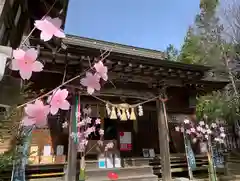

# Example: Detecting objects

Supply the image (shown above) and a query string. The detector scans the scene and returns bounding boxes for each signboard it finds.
[119,132,132,151]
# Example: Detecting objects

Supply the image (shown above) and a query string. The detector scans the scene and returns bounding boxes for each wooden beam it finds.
[65,100,78,181]
[156,97,172,181]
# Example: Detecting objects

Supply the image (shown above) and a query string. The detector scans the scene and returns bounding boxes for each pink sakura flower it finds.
[23,100,50,127]
[186,129,191,135]
[190,128,195,133]
[94,61,108,81]
[34,16,65,41]
[47,89,70,115]
[80,72,101,95]
[11,48,43,80]
[95,118,101,124]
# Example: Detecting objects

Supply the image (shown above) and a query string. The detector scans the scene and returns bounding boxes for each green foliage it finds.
[165,44,179,61]
[179,0,223,67]
[196,90,240,123]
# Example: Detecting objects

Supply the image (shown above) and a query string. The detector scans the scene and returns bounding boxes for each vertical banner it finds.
[212,146,224,168]
[186,138,196,170]
[11,126,33,181]
[183,132,196,180]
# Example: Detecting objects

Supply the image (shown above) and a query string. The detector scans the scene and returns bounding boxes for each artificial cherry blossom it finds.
[211,123,217,128]
[80,72,101,94]
[35,16,65,41]
[220,127,224,132]
[11,48,43,80]
[199,121,205,126]
[184,119,190,124]
[23,100,50,127]
[94,61,108,81]
[99,129,104,135]
[95,118,101,124]
[62,121,68,128]
[175,126,180,132]
[220,133,226,138]
[48,89,70,115]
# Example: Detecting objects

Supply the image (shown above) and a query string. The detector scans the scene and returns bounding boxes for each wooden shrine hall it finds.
[26,35,228,163]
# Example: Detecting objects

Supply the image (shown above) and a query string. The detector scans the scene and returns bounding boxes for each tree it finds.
[165,44,179,61]
[179,0,223,67]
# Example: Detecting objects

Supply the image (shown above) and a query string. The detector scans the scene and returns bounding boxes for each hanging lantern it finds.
[121,108,128,121]
[110,106,117,119]
[138,105,143,116]
[130,108,136,120]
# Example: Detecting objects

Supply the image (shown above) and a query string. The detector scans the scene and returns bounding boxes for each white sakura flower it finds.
[206,129,212,134]
[83,117,92,124]
[205,124,209,129]
[184,119,190,124]
[175,126,180,132]
[211,123,217,128]
[186,129,191,134]
[205,135,209,139]
[196,126,201,131]
[220,133,226,138]
[201,128,206,134]
[99,129,104,135]
[62,121,68,128]
[180,127,184,132]
[97,140,103,146]
[199,121,205,126]
[220,127,224,132]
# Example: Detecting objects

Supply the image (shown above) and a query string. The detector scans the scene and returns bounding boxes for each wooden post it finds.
[156,97,172,181]
[65,101,78,181]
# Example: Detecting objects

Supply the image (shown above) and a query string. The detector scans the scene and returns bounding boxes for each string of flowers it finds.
[175,119,226,144]
[174,119,226,181]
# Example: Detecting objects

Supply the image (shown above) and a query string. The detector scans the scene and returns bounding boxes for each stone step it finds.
[85,166,154,178]
[86,174,157,181]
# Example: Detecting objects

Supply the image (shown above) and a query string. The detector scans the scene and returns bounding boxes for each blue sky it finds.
[65,0,200,51]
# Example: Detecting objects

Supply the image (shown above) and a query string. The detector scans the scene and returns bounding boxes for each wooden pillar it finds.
[65,100,78,181]
[156,97,172,181]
